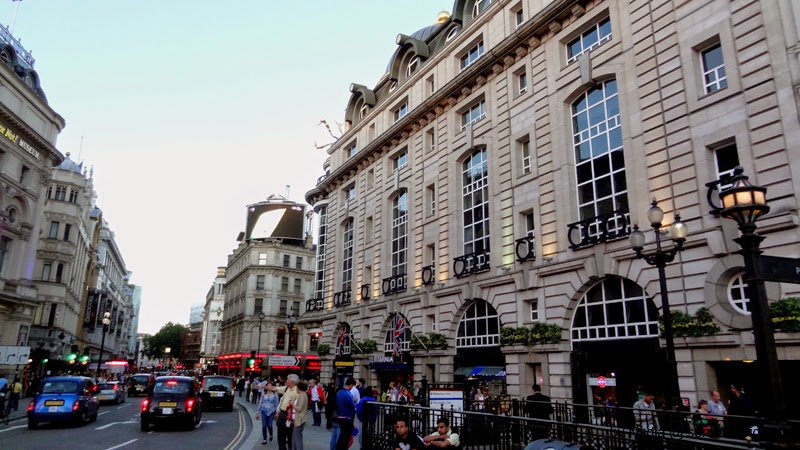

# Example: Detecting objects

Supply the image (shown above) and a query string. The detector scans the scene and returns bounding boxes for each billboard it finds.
[244,199,305,241]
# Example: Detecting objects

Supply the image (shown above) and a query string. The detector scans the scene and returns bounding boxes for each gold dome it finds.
[436,11,450,24]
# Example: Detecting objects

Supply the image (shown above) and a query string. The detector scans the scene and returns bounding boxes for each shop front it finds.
[333,354,354,387]
[369,354,413,393]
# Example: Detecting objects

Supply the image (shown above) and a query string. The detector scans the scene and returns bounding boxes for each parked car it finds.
[127,373,155,397]
[140,376,202,431]
[27,376,100,429]
[199,376,234,411]
[97,382,126,404]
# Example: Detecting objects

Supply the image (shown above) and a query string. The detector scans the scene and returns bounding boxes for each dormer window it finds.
[406,56,419,78]
[472,0,493,18]
[359,104,368,120]
[460,41,484,71]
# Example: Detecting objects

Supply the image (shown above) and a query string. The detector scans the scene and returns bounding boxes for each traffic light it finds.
[248,350,256,368]
[80,355,89,365]
[68,353,77,364]
[41,358,48,364]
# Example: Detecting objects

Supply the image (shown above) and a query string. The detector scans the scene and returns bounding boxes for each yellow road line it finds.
[222,405,246,450]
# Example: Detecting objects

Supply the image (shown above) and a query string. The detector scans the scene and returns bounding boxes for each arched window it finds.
[336,323,351,355]
[572,80,628,237]
[457,300,500,348]
[384,313,411,354]
[471,0,493,19]
[314,206,328,300]
[446,27,459,42]
[728,273,750,315]
[392,191,408,279]
[276,326,286,350]
[341,220,354,292]
[571,277,658,342]
[463,149,490,255]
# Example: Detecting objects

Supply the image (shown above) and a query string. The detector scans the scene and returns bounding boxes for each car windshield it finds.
[97,383,117,390]
[153,380,191,394]
[132,376,149,385]
[40,380,80,394]
[203,378,232,391]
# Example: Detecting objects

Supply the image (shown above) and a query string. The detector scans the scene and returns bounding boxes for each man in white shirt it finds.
[349,380,361,404]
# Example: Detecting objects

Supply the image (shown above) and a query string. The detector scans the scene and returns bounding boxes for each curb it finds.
[235,397,261,450]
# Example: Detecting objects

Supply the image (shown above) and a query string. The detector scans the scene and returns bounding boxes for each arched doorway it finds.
[333,322,354,387]
[570,276,667,415]
[455,299,506,400]
[372,313,414,393]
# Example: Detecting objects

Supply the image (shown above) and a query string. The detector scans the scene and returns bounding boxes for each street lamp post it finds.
[287,312,296,357]
[706,166,789,443]
[629,199,688,411]
[96,312,112,375]
[256,311,265,375]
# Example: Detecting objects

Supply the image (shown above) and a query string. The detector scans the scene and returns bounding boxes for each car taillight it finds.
[185,399,194,413]
[27,401,34,412]
[73,400,80,411]
[113,385,118,390]
[141,399,149,412]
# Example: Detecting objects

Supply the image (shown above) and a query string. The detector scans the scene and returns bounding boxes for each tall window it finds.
[276,326,286,350]
[256,275,265,290]
[406,56,419,78]
[63,224,71,241]
[347,143,357,159]
[426,128,436,153]
[456,300,500,348]
[55,263,64,283]
[515,8,524,28]
[68,188,79,203]
[567,17,612,63]
[525,211,535,238]
[394,103,409,122]
[283,254,290,267]
[55,185,67,201]
[714,143,739,180]
[258,253,268,265]
[460,41,485,70]
[393,151,408,170]
[279,300,288,316]
[426,185,436,217]
[341,220,354,291]
[254,298,263,314]
[344,186,356,202]
[521,139,532,174]
[281,277,289,292]
[294,278,302,293]
[471,0,493,19]
[20,166,29,185]
[314,207,328,299]
[392,191,409,279]
[49,222,60,239]
[463,149,490,255]
[0,237,9,275]
[42,262,52,281]
[702,44,727,94]
[295,257,303,270]
[572,80,628,232]
[728,273,751,315]
[517,72,528,95]
[461,100,486,129]
[384,318,411,354]
[571,277,658,342]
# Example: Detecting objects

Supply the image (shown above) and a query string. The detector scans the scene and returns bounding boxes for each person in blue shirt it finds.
[257,380,280,444]
[356,385,376,447]
[334,378,356,450]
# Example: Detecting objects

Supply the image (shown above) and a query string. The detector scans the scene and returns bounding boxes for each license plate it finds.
[48,406,59,413]
[162,408,173,415]
[136,388,143,391]
[44,400,64,406]
[159,402,177,407]
[211,392,223,397]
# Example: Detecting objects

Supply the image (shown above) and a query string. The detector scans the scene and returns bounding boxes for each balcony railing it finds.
[453,251,490,278]
[360,284,371,301]
[567,208,630,250]
[515,235,536,262]
[381,274,407,296]
[316,173,329,185]
[421,265,435,285]
[333,289,352,308]
[305,297,324,312]
[0,24,35,68]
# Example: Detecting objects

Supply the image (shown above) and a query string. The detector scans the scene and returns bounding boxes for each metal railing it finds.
[381,273,407,295]
[453,250,491,278]
[363,401,777,450]
[515,235,536,262]
[567,208,630,249]
[0,24,35,68]
[333,289,351,308]
[305,297,323,312]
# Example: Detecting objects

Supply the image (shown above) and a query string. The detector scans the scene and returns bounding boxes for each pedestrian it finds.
[309,379,325,426]
[423,417,460,449]
[526,384,552,440]
[707,390,727,434]
[0,373,7,395]
[236,377,245,397]
[256,380,279,444]
[633,393,659,430]
[324,378,336,430]
[334,378,356,450]
[356,378,366,398]
[392,416,426,450]
[6,377,23,412]
[727,384,757,440]
[348,378,361,406]
[291,381,309,450]
[245,378,251,402]
[692,400,720,437]
[264,373,300,450]
[356,385,376,447]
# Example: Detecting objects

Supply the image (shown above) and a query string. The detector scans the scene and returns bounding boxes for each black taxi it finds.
[140,376,202,431]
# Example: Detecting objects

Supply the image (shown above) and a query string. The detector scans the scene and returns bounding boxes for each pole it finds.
[654,229,679,411]
[96,325,107,375]
[256,317,263,376]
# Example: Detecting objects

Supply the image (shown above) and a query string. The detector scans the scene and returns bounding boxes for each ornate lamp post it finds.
[286,312,296,357]
[706,166,789,442]
[629,199,688,410]
[96,311,112,375]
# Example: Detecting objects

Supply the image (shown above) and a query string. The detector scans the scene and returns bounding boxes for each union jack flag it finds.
[393,314,408,356]
[336,325,346,355]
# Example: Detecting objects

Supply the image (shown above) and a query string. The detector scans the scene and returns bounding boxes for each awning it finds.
[454,366,475,376]
[473,366,506,377]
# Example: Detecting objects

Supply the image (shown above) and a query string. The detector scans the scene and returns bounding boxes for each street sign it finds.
[268,355,300,367]
[0,346,31,364]
[597,376,607,388]
[758,256,800,284]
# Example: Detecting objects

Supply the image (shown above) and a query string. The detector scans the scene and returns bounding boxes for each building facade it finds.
[200,267,226,369]
[127,284,142,362]
[219,196,318,377]
[0,25,65,373]
[303,0,800,411]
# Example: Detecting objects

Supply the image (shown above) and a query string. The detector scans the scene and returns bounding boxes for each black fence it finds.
[363,401,797,450]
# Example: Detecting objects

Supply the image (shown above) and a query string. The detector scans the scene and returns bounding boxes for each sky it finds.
[9,0,452,334]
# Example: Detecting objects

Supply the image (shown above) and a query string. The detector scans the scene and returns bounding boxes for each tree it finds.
[142,322,187,359]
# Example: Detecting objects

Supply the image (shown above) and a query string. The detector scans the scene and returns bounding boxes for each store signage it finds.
[0,121,41,161]
[334,361,355,367]
[0,345,31,364]
[269,355,300,367]
[370,356,394,364]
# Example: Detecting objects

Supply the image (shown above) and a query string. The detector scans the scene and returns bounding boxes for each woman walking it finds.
[257,381,280,445]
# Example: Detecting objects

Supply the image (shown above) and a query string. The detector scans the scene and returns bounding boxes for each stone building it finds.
[219,195,318,378]
[302,0,800,411]
[0,24,65,372]
[200,267,226,369]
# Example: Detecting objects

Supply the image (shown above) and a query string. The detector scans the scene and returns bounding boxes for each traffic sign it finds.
[758,256,800,284]
[597,376,607,388]
[268,355,301,367]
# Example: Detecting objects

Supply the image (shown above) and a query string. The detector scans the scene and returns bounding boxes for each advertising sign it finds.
[245,201,305,241]
[85,289,100,328]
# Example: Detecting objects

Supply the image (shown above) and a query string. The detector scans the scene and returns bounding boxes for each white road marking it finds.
[116,404,131,409]
[0,425,26,433]
[104,439,137,450]
[148,431,153,434]
[98,411,111,416]
[199,419,218,424]
[95,420,137,430]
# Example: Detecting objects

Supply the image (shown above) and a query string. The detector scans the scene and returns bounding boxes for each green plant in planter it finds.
[351,339,378,354]
[692,307,721,336]
[410,334,430,350]
[315,343,330,356]
[427,333,447,348]
[500,327,516,345]
[659,308,720,337]
[529,322,562,344]
[771,297,800,332]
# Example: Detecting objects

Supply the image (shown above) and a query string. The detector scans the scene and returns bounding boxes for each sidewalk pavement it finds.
[237,397,362,450]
